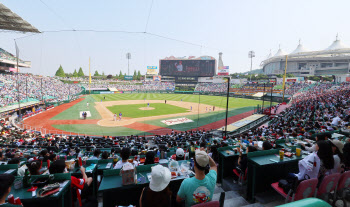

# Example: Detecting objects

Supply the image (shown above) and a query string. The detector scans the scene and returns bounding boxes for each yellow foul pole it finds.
[282,55,288,102]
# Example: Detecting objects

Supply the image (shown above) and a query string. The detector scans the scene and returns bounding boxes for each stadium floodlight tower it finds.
[126,52,131,76]
[248,51,255,81]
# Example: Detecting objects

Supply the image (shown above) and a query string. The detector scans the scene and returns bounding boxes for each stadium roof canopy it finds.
[0,3,40,33]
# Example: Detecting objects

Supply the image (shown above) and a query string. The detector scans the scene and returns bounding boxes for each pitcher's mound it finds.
[139,107,155,110]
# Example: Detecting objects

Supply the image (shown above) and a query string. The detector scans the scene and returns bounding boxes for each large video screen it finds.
[160,60,215,77]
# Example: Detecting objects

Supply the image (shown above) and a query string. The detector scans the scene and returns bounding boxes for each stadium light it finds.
[126,53,131,76]
[248,51,255,82]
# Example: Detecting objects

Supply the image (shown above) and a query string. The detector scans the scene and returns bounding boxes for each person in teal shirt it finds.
[177,150,217,207]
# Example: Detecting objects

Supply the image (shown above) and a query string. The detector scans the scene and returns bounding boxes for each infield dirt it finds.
[95,100,224,127]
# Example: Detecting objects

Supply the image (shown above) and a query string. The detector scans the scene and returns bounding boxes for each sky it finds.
[1,0,349,76]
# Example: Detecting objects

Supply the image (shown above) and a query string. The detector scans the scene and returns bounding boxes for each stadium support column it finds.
[269,82,273,114]
[225,77,230,138]
[41,78,43,102]
[68,84,70,102]
[282,55,288,103]
[15,40,21,121]
[262,83,266,113]
[26,77,27,102]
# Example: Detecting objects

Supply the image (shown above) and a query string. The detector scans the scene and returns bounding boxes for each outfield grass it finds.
[92,93,272,109]
[107,103,188,118]
[51,96,102,120]
[141,106,255,131]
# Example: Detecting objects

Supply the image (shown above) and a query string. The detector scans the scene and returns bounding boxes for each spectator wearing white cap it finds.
[139,165,172,207]
[176,149,217,207]
[176,148,184,161]
[329,139,344,173]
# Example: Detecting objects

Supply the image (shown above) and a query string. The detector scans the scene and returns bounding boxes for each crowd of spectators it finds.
[0,73,82,107]
[81,81,175,91]
[195,83,227,92]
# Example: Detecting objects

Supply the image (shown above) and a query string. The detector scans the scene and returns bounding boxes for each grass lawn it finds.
[141,106,255,131]
[51,96,102,120]
[106,103,188,118]
[92,93,273,109]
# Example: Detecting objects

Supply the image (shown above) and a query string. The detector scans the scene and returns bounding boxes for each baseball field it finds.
[23,93,272,136]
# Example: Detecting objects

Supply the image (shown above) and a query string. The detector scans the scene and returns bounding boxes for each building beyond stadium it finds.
[261,36,350,82]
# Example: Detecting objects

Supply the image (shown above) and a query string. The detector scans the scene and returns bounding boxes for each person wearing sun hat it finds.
[139,165,172,207]
[176,149,217,207]
[329,139,344,173]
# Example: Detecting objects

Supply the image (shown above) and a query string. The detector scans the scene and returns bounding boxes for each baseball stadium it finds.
[1,1,350,207]
[21,92,267,137]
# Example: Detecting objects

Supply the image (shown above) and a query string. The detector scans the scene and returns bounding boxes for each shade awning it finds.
[0,3,40,33]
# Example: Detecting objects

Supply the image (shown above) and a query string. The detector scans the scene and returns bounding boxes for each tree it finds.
[73,69,78,77]
[77,67,85,77]
[55,65,66,77]
[102,71,105,76]
[308,76,320,82]
[118,70,123,79]
[286,73,296,78]
[94,70,100,76]
[137,70,142,80]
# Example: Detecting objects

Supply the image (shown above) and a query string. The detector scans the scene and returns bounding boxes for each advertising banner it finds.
[346,77,350,82]
[124,75,133,80]
[147,66,158,75]
[153,76,161,81]
[161,117,194,126]
[175,77,198,82]
[218,66,229,76]
[286,78,297,82]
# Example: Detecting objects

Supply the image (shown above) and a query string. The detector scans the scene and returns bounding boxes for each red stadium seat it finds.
[317,173,340,202]
[192,201,220,207]
[271,178,318,203]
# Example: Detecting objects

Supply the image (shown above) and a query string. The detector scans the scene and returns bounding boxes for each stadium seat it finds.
[317,173,340,202]
[332,171,350,206]
[192,201,220,207]
[271,178,318,203]
[233,168,247,186]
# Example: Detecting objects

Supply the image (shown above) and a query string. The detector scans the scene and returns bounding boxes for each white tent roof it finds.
[266,49,272,59]
[274,48,287,57]
[291,40,308,54]
[326,35,348,51]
